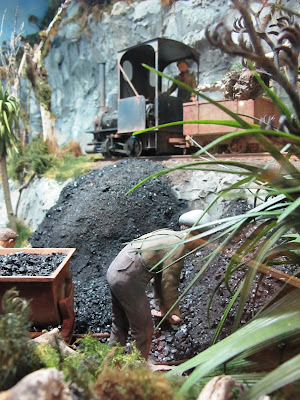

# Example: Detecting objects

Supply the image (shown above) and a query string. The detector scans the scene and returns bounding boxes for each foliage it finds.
[34,342,61,368]
[7,137,98,183]
[0,290,181,398]
[38,84,52,110]
[45,153,98,182]
[14,219,33,247]
[93,364,181,400]
[0,81,21,231]
[0,289,42,391]
[36,334,145,394]
[63,338,143,389]
[8,138,54,182]
[167,289,300,397]
[0,9,24,88]
[0,82,20,158]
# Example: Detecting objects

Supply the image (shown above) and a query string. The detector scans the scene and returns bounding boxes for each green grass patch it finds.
[7,138,103,184]
[15,220,33,247]
[44,154,100,182]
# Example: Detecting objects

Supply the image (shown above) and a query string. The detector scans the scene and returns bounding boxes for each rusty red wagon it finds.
[0,247,76,343]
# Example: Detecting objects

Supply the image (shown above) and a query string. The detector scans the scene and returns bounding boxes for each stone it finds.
[179,209,212,228]
[197,375,245,400]
[33,328,75,355]
[0,368,72,400]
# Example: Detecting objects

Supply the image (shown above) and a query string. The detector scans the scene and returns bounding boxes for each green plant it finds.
[0,81,20,231]
[14,219,33,247]
[0,289,42,391]
[167,290,300,398]
[8,137,98,183]
[93,364,181,400]
[8,138,54,182]
[38,84,52,110]
[44,153,98,182]
[36,334,145,394]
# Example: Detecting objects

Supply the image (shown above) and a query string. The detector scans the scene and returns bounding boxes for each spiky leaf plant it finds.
[0,81,20,231]
[167,289,300,398]
[128,0,300,397]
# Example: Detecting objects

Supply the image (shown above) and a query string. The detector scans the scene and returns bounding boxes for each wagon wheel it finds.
[101,138,113,158]
[125,136,143,157]
[203,141,219,154]
[228,137,247,154]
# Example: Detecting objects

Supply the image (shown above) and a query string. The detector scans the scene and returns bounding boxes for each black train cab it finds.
[86,38,199,157]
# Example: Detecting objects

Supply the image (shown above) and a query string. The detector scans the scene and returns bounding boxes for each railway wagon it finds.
[183,98,281,154]
[85,38,279,157]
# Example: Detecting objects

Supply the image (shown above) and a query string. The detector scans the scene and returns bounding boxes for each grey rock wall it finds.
[0,177,70,231]
[28,0,237,150]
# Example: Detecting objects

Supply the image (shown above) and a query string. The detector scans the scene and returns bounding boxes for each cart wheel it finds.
[101,138,113,158]
[228,138,247,154]
[203,141,219,154]
[125,136,143,157]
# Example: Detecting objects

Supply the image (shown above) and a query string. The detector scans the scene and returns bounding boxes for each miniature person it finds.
[166,60,197,103]
[106,210,211,359]
[0,228,18,248]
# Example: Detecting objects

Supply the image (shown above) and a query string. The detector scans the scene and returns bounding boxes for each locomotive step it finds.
[168,138,186,144]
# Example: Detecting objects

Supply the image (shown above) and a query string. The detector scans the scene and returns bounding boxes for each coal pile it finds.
[0,253,65,276]
[30,159,188,357]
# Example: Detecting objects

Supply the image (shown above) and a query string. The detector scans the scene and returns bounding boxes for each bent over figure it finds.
[106,219,210,359]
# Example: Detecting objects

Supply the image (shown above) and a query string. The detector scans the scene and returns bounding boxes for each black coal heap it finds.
[30,159,191,360]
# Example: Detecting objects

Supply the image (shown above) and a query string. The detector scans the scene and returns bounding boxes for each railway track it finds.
[93,152,293,165]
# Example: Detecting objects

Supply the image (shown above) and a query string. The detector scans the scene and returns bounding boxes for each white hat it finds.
[179,209,211,231]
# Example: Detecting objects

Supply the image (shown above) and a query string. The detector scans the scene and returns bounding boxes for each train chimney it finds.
[99,62,106,109]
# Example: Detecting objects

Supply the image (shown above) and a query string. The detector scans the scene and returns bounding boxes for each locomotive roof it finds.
[118,38,199,70]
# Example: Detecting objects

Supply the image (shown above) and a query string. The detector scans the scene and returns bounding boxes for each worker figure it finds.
[166,59,197,103]
[106,210,211,359]
[0,228,18,248]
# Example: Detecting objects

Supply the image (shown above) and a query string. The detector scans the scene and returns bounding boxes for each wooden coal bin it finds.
[0,248,76,343]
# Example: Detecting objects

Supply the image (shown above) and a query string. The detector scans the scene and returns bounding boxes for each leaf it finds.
[211,282,243,344]
[278,196,300,223]
[2,111,11,134]
[241,353,300,399]
[168,289,300,396]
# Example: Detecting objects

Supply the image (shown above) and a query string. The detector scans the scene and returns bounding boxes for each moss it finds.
[93,365,181,400]
[40,17,63,59]
[0,289,42,391]
[35,343,61,368]
[37,83,52,110]
[15,220,33,247]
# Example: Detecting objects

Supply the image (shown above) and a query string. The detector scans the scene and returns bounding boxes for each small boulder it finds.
[0,368,72,400]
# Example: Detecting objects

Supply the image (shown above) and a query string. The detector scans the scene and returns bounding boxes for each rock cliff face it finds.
[24,0,299,151]
[26,0,236,151]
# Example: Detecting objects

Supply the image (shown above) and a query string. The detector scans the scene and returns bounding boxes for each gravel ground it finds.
[27,158,288,363]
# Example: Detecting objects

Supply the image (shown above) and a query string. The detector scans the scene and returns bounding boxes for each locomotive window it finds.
[122,60,133,81]
[149,70,156,88]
